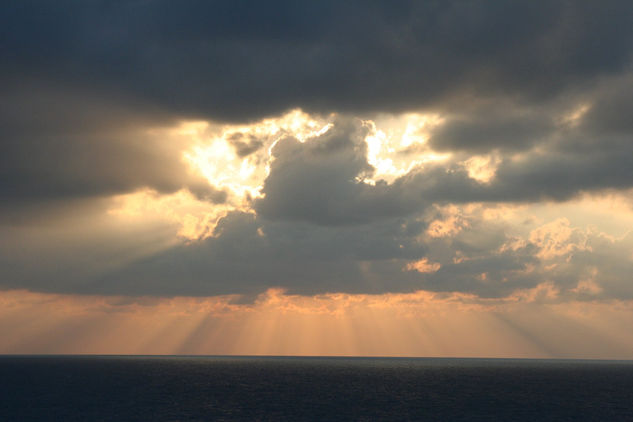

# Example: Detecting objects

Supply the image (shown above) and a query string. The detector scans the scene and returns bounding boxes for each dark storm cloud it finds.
[2,1,633,121]
[427,105,556,152]
[578,76,633,136]
[489,147,633,202]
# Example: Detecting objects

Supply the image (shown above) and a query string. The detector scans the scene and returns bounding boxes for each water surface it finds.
[1,356,632,421]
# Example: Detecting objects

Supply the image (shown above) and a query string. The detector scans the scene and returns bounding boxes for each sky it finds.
[2,0,633,358]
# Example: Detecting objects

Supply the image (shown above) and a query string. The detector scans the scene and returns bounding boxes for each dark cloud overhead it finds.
[427,105,556,152]
[2,1,633,121]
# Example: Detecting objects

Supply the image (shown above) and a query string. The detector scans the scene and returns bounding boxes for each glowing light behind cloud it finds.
[108,189,232,240]
[184,111,451,202]
[184,110,331,202]
[107,110,459,239]
[107,111,334,239]
[364,113,449,183]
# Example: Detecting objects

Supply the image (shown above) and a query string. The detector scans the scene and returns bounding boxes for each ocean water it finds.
[1,356,632,421]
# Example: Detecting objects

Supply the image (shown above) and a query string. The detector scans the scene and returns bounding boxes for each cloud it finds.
[0,88,227,221]
[579,75,633,135]
[254,112,633,226]
[83,210,428,297]
[5,197,632,303]
[254,119,396,225]
[2,1,633,304]
[2,1,633,121]
[427,104,555,152]
[226,132,265,157]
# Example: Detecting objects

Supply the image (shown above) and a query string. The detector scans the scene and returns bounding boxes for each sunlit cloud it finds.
[405,258,441,274]
[363,113,449,183]
[461,154,502,183]
[184,109,332,201]
[107,189,232,240]
[559,103,591,128]
[107,110,458,238]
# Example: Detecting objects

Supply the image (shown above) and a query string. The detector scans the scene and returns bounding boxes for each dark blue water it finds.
[1,356,632,421]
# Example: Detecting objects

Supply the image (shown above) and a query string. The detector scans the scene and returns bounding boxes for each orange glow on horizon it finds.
[2,289,632,359]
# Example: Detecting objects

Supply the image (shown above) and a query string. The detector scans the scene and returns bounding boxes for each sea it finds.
[1,356,632,421]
